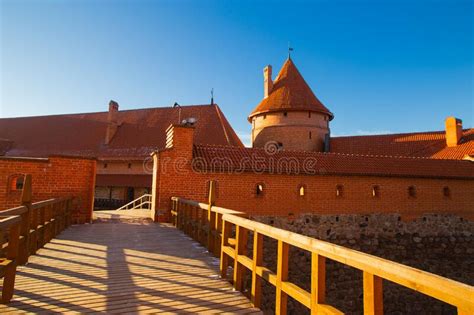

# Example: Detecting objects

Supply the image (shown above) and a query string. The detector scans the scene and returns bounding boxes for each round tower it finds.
[248,58,334,152]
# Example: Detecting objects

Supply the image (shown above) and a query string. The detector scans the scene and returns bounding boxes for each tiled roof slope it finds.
[248,58,333,120]
[0,104,243,158]
[193,144,474,179]
[331,129,474,160]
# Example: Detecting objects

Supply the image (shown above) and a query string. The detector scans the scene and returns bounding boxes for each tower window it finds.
[372,185,380,198]
[408,186,416,198]
[309,131,312,139]
[308,111,311,118]
[128,163,132,169]
[256,183,264,196]
[263,114,266,119]
[283,112,288,117]
[336,185,343,197]
[443,186,450,198]
[104,163,108,169]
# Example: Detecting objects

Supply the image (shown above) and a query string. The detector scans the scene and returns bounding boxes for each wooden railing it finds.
[170,181,474,315]
[0,174,74,303]
[116,194,152,211]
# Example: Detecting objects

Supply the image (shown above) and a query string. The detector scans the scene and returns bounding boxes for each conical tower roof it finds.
[248,58,333,121]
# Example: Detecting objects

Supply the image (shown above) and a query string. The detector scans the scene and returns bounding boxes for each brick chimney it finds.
[165,124,195,160]
[105,100,119,145]
[445,116,463,147]
[264,65,273,98]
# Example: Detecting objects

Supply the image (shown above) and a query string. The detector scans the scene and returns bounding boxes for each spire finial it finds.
[288,42,294,59]
[211,88,214,105]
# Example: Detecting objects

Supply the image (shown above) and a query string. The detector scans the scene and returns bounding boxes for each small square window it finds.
[256,183,264,196]
[283,112,288,117]
[9,174,24,191]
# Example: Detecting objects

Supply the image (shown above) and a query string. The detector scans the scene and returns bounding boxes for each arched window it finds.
[298,185,305,197]
[9,174,25,192]
[408,186,416,198]
[443,186,450,198]
[336,185,343,197]
[256,183,264,197]
[372,185,380,198]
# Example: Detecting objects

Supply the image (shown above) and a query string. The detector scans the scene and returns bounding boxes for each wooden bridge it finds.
[1,179,473,314]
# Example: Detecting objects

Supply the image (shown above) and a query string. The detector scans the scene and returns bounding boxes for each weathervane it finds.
[288,42,294,59]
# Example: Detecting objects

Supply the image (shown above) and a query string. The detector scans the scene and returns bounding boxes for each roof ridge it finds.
[194,143,464,161]
[331,128,474,139]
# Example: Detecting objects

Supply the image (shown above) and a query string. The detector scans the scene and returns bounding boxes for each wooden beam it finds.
[364,271,383,315]
[311,253,326,314]
[233,225,248,292]
[276,240,289,315]
[220,220,231,280]
[251,232,263,308]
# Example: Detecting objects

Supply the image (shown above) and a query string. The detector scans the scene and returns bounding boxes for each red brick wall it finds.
[152,127,474,221]
[0,156,96,223]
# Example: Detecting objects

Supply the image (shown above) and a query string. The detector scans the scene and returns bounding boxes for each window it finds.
[283,112,288,117]
[256,183,264,196]
[443,186,450,198]
[309,131,312,139]
[372,185,380,198]
[336,185,343,197]
[298,185,305,197]
[263,114,266,119]
[128,163,132,169]
[408,186,416,198]
[10,174,25,191]
[308,111,311,118]
[104,163,108,169]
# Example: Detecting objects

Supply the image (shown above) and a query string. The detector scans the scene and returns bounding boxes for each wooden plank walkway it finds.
[0,219,261,314]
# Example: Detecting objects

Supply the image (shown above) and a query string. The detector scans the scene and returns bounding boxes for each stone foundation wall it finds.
[249,213,474,314]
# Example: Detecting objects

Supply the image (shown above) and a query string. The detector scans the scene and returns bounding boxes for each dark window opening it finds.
[10,175,25,191]
[443,186,450,198]
[408,186,416,198]
[336,185,343,197]
[104,163,108,168]
[256,183,264,196]
[128,163,132,169]
[263,114,267,119]
[372,185,380,198]
[309,131,312,139]
[308,111,311,118]
[283,112,288,117]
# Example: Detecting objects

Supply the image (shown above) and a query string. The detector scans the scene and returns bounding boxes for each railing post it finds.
[233,225,248,292]
[276,240,289,315]
[18,174,32,265]
[251,231,263,308]
[220,219,231,279]
[2,220,21,303]
[311,253,326,314]
[214,213,223,257]
[207,181,216,253]
[363,271,383,315]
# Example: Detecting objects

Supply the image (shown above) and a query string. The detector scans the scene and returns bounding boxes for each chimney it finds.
[105,100,119,145]
[264,65,273,98]
[165,124,195,160]
[445,116,463,147]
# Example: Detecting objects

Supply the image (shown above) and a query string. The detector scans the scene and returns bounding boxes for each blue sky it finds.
[1,0,472,146]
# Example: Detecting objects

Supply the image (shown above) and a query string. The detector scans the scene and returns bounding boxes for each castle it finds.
[0,57,473,222]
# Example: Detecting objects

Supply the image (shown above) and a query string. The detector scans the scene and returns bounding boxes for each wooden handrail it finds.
[0,174,75,304]
[116,194,152,211]
[171,189,474,315]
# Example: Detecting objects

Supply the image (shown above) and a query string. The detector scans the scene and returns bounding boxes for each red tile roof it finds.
[193,144,474,179]
[248,58,333,121]
[0,104,243,159]
[331,129,474,160]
